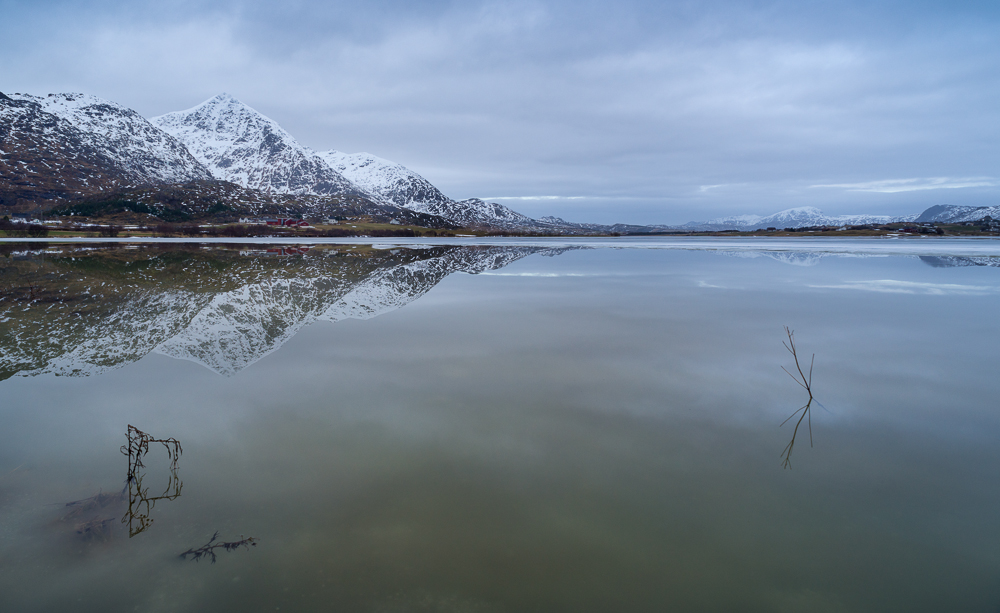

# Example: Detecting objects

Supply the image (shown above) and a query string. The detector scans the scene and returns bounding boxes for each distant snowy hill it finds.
[682,206,915,231]
[914,204,1000,223]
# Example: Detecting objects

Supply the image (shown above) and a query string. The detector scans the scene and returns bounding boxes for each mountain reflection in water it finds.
[0,243,571,379]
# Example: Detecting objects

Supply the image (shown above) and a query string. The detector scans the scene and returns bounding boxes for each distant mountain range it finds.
[679,204,1000,231]
[678,206,910,231]
[1,90,994,232]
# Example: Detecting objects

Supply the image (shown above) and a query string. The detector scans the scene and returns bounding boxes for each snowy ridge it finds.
[318,151,541,228]
[317,151,452,210]
[1,92,214,204]
[150,94,367,200]
[411,198,538,229]
[914,204,1000,223]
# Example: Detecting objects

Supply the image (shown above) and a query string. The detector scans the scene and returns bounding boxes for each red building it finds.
[264,218,310,227]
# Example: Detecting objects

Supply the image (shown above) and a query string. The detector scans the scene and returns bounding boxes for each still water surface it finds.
[1,239,1000,612]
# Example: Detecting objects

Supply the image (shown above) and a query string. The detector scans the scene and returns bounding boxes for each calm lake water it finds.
[2,238,1000,612]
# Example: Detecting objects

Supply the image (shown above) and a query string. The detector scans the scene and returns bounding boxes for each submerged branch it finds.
[179,531,258,563]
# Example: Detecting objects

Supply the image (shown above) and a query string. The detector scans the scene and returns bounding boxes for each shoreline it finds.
[3,235,1000,257]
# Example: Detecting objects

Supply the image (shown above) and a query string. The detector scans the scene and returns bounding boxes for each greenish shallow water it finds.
[1,240,1000,612]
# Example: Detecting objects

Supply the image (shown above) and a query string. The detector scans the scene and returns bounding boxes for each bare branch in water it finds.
[780,327,816,469]
[120,425,183,537]
[179,532,258,563]
[121,424,182,477]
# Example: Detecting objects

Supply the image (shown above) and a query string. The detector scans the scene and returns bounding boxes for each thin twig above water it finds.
[780,326,815,469]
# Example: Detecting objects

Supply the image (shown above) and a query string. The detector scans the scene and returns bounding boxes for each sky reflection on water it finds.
[1,241,999,612]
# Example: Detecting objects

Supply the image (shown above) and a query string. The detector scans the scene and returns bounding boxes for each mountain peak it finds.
[151,96,365,198]
[197,92,250,111]
[776,206,824,215]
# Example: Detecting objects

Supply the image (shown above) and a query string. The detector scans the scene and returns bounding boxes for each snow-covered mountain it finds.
[316,150,542,229]
[913,204,1000,223]
[149,94,548,229]
[682,206,915,231]
[1,89,586,230]
[317,150,452,210]
[0,92,212,206]
[150,94,369,201]
[12,93,213,184]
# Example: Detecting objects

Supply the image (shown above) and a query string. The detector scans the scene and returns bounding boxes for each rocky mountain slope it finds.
[316,149,546,229]
[51,180,455,226]
[0,92,212,209]
[1,90,452,224]
[317,150,452,210]
[13,93,213,184]
[408,198,539,229]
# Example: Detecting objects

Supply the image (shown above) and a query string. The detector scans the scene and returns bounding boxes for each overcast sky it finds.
[2,0,998,223]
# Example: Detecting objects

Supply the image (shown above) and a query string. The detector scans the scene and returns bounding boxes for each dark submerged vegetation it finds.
[179,531,258,563]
